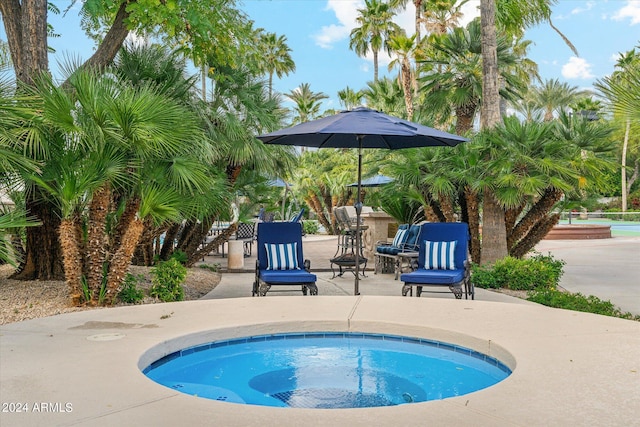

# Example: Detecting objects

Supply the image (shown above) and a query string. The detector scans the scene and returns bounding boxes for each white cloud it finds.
[612,1,640,25]
[561,57,594,79]
[571,1,595,15]
[312,0,361,49]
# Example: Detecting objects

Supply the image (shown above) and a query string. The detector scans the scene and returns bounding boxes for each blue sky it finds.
[36,1,640,111]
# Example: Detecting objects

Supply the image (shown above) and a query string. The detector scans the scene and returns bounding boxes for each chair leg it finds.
[402,284,412,296]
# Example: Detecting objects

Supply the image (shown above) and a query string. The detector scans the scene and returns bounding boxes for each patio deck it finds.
[1,234,639,426]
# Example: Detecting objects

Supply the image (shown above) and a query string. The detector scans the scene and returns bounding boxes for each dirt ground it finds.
[0,264,221,325]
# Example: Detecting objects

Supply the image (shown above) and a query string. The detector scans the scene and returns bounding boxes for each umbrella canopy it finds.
[266,178,291,188]
[347,174,394,187]
[257,107,468,295]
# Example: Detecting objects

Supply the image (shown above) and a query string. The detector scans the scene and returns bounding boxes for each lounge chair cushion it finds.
[260,269,316,284]
[400,268,465,285]
[423,240,457,270]
[265,243,300,270]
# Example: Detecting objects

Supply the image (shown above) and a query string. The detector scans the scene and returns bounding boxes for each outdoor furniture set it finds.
[252,217,473,300]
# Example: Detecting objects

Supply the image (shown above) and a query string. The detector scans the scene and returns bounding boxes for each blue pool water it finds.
[143,332,512,408]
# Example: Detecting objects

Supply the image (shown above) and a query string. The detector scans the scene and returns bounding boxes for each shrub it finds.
[170,250,188,265]
[527,288,640,321]
[198,263,220,273]
[302,220,320,235]
[472,253,565,291]
[149,258,187,302]
[117,273,145,304]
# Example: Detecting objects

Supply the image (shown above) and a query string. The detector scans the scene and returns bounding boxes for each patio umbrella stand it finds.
[257,107,467,295]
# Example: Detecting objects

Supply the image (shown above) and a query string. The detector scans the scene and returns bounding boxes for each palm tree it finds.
[362,77,405,117]
[478,0,576,264]
[28,66,216,305]
[531,79,586,121]
[388,0,424,45]
[349,0,401,82]
[259,31,296,97]
[422,0,470,35]
[337,86,364,110]
[595,47,640,212]
[285,83,328,124]
[419,18,527,135]
[387,31,416,119]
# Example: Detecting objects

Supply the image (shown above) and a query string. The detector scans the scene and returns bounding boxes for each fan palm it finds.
[28,66,215,305]
[419,18,527,135]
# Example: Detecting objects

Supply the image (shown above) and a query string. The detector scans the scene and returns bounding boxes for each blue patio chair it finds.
[253,222,318,296]
[289,208,305,223]
[374,223,424,278]
[400,222,473,299]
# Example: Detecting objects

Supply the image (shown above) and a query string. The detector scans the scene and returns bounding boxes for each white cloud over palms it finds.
[612,1,640,25]
[562,57,594,79]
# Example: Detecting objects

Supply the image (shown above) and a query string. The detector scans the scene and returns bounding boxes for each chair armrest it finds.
[304,259,311,272]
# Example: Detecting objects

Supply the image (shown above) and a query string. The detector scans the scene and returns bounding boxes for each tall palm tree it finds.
[259,31,296,97]
[349,0,401,82]
[478,0,575,264]
[285,83,328,124]
[387,31,416,119]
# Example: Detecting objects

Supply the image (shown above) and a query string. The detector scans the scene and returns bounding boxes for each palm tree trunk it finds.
[373,50,379,82]
[621,118,630,212]
[159,222,181,260]
[11,191,64,280]
[102,197,141,304]
[402,62,413,119]
[510,213,560,259]
[508,187,563,255]
[480,0,508,265]
[104,216,144,305]
[58,216,83,306]
[189,222,238,266]
[86,183,111,295]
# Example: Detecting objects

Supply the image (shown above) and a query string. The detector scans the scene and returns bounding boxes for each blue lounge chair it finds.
[253,222,318,296]
[374,223,424,278]
[289,208,305,223]
[400,222,473,299]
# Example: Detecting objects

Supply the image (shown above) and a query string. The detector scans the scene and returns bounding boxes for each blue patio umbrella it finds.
[347,174,394,187]
[257,107,468,295]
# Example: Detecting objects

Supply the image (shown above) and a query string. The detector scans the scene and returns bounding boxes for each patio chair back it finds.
[400,223,424,252]
[289,208,305,223]
[416,222,470,270]
[256,222,306,271]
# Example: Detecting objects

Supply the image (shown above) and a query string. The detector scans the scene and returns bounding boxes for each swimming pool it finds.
[143,332,511,408]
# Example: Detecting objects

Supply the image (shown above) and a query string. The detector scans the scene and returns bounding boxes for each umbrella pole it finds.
[354,137,363,296]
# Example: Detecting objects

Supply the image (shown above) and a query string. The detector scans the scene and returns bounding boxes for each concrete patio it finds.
[1,234,639,426]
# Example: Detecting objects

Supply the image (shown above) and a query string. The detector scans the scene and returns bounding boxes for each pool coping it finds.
[1,296,639,426]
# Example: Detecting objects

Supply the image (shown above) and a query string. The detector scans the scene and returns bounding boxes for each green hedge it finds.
[471,253,565,291]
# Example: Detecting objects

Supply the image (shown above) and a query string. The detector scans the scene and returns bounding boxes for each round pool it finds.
[143,332,511,408]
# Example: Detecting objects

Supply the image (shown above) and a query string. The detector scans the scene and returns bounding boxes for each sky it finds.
[25,1,640,111]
